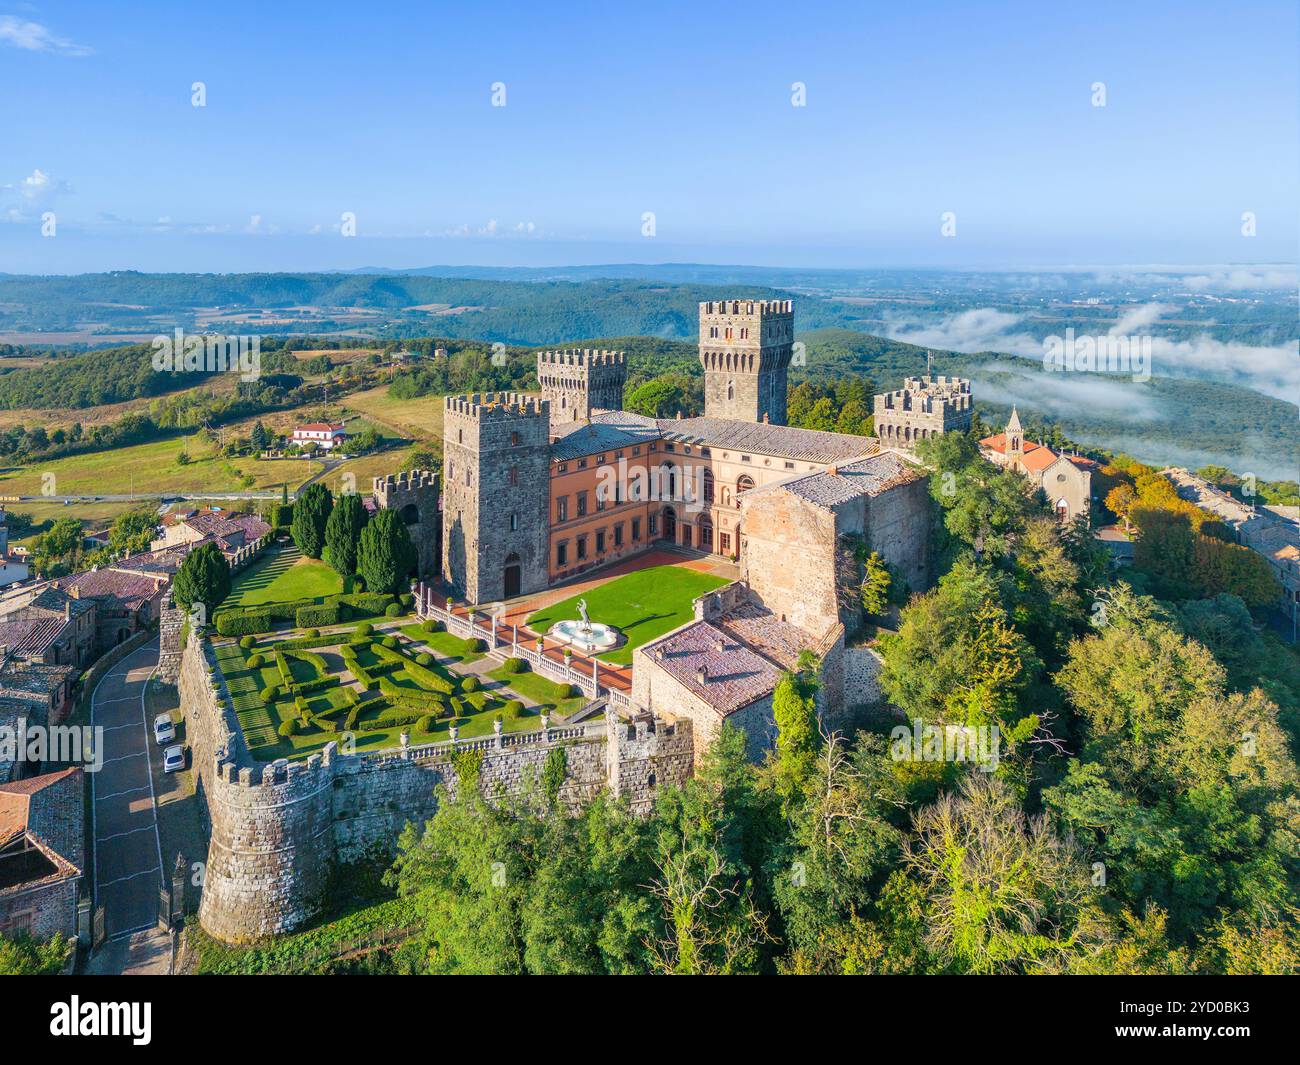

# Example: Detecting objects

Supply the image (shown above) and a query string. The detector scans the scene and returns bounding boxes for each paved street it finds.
[90,641,167,943]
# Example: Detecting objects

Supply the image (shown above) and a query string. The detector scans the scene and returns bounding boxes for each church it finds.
[980,407,1095,523]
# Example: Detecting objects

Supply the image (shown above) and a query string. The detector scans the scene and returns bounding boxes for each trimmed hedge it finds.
[239,636,257,650]
[461,675,480,693]
[216,611,272,636]
[296,602,344,628]
[500,657,527,675]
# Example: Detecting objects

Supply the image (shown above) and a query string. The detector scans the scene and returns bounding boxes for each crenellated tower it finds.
[872,374,972,449]
[536,349,627,426]
[698,298,794,425]
[442,393,551,603]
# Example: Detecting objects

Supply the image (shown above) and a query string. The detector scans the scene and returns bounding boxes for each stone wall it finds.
[181,633,687,943]
[740,489,839,634]
[157,591,184,684]
[373,471,441,579]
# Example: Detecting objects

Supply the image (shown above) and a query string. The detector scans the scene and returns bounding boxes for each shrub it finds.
[305,628,320,638]
[239,636,257,650]
[247,653,264,669]
[416,714,435,734]
[356,622,374,637]
[422,619,441,634]
[277,719,299,737]
[259,686,278,702]
[353,577,366,592]
[384,603,403,618]
[399,593,414,608]
[500,657,527,675]
[216,610,273,637]
[416,652,433,667]
[501,699,524,721]
[296,602,343,628]
[461,675,480,693]
[470,639,485,653]
[382,635,399,650]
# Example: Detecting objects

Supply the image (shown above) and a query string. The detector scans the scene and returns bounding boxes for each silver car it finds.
[162,745,185,773]
[153,713,176,745]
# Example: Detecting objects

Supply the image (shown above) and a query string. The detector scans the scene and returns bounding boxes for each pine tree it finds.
[251,420,270,451]
[173,541,231,615]
[357,508,416,594]
[325,493,369,577]
[291,483,333,559]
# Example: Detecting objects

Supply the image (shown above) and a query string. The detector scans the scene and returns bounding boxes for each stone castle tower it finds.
[373,470,441,578]
[873,374,972,449]
[442,393,550,604]
[698,299,794,425]
[536,349,627,426]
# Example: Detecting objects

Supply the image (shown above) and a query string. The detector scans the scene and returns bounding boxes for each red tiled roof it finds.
[980,433,1060,474]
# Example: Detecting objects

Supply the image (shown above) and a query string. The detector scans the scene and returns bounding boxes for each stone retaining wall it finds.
[180,633,689,943]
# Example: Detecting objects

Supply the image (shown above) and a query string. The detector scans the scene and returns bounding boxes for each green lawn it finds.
[224,545,343,608]
[487,663,587,718]
[525,565,731,665]
[400,623,485,664]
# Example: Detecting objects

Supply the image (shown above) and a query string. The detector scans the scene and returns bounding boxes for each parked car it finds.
[153,713,176,745]
[162,745,186,773]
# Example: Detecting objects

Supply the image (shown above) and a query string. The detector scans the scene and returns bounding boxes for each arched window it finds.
[400,503,419,525]
[736,474,754,504]
[702,467,715,504]
[727,381,734,401]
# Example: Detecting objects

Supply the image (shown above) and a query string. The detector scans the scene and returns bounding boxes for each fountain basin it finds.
[547,619,623,652]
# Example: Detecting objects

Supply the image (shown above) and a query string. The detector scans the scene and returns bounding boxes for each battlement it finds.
[373,469,438,495]
[700,298,794,317]
[874,374,973,413]
[444,392,549,421]
[536,349,627,370]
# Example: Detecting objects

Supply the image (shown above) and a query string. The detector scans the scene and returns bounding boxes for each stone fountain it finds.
[547,597,623,652]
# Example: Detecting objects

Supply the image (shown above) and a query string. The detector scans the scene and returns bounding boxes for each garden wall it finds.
[180,634,690,943]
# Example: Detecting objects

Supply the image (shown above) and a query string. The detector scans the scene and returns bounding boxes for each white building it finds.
[291,423,347,450]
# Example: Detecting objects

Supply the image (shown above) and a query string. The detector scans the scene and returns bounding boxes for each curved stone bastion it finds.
[178,634,692,943]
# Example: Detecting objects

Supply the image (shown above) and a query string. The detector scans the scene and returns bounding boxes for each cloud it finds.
[974,363,1163,421]
[0,168,72,222]
[0,16,92,56]
[883,303,1300,401]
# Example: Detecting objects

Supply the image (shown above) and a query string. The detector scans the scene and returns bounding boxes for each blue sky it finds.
[1,0,1296,272]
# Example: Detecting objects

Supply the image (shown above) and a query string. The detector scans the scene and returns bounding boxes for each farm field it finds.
[345,386,445,442]
[0,432,323,497]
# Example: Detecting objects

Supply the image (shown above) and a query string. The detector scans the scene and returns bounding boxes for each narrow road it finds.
[86,639,173,973]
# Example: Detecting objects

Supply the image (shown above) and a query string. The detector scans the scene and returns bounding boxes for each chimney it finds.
[696,665,708,684]
[827,465,839,476]
[64,599,72,619]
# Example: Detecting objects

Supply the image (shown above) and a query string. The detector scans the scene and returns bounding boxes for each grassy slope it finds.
[223,546,343,609]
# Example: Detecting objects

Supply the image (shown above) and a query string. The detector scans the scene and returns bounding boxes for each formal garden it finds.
[194,482,587,762]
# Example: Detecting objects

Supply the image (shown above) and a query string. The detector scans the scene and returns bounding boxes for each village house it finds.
[290,422,348,451]
[0,768,84,944]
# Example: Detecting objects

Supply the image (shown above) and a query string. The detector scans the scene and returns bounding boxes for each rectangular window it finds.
[614,524,624,547]
[511,431,520,446]
[632,518,641,540]
[596,530,606,553]
[577,492,588,517]
[557,497,568,522]
[509,466,519,486]
[557,541,567,566]
[577,536,588,560]
[648,513,657,535]
[719,532,731,554]
[510,513,519,531]
[784,461,795,469]
[740,454,751,463]
[578,458,588,469]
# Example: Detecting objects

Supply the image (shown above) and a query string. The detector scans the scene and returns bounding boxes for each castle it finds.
[184,298,974,943]
[436,300,950,773]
